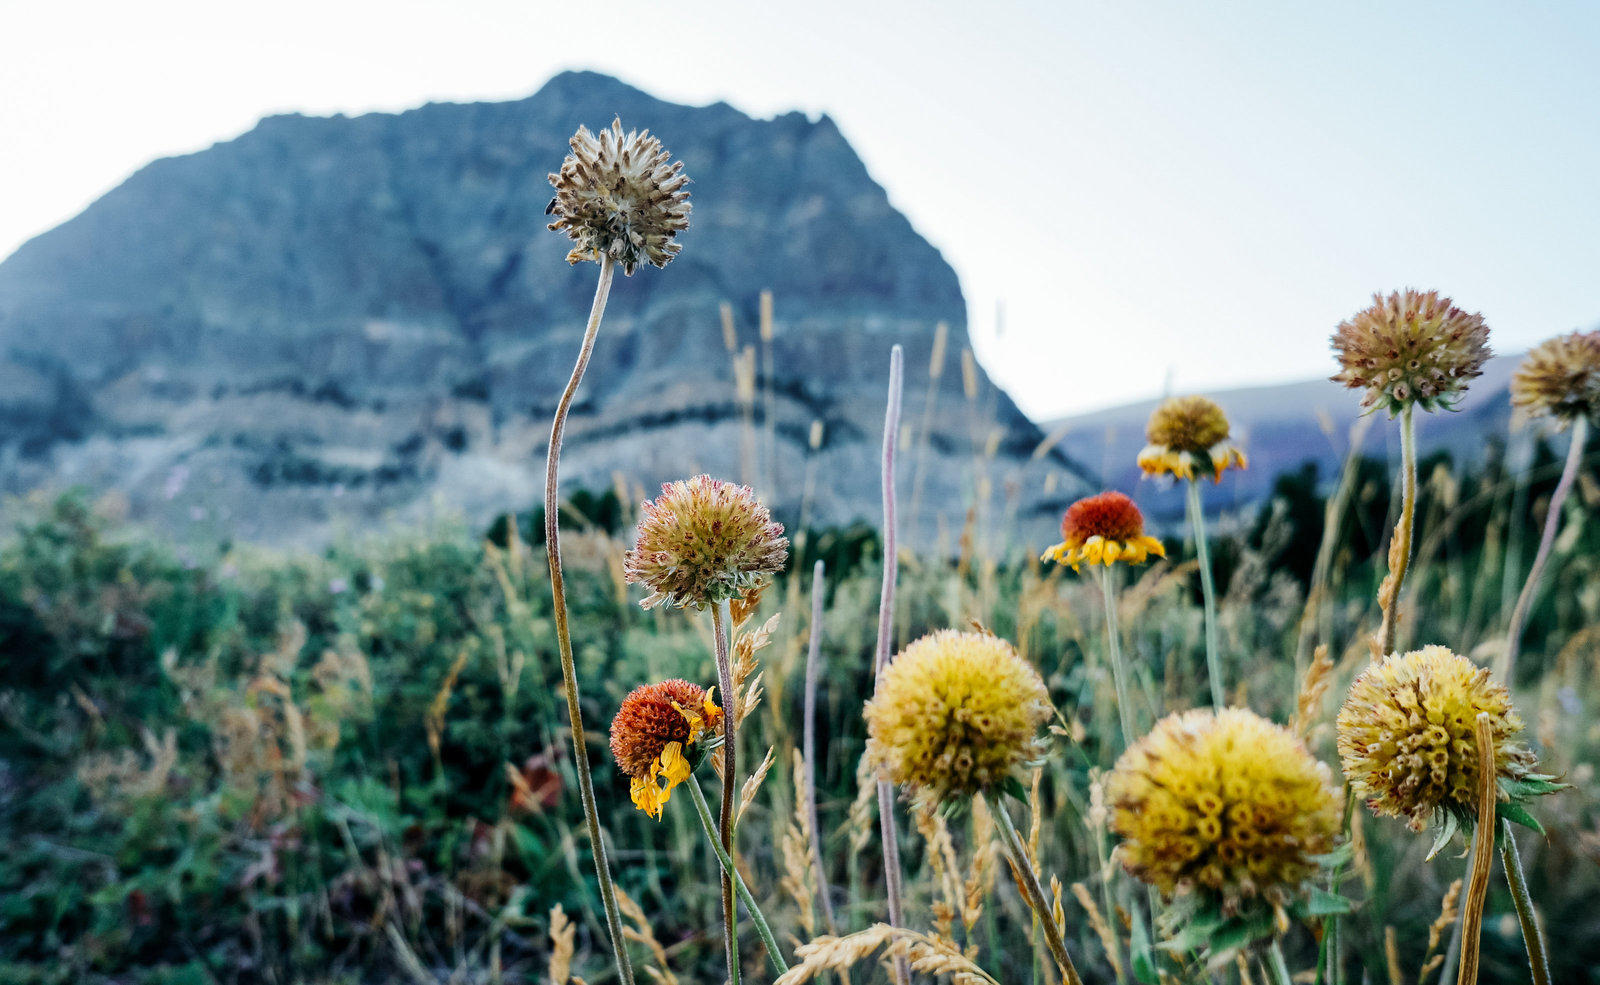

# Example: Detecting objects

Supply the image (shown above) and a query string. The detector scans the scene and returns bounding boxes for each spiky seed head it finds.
[864,630,1052,807]
[1337,645,1537,832]
[1330,289,1491,416]
[623,475,788,610]
[1108,708,1340,916]
[1138,395,1247,481]
[1510,329,1600,429]
[547,118,691,275]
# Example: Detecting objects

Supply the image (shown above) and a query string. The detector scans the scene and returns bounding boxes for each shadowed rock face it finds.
[0,71,1083,549]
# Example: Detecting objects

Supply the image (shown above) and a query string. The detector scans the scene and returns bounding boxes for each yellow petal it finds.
[1103,540,1123,564]
[660,742,691,786]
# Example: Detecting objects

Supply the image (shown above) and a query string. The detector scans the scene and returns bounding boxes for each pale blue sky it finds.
[2,1,1596,418]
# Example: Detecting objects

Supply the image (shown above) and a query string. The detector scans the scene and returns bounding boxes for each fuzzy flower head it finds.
[1337,646,1539,832]
[1108,708,1340,917]
[1041,491,1165,571]
[1330,289,1491,416]
[864,630,1052,807]
[610,679,722,819]
[546,118,691,275]
[624,475,788,610]
[1510,329,1600,429]
[1138,395,1248,482]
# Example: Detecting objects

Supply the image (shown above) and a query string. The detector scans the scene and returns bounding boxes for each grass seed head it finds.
[1510,329,1600,428]
[547,118,691,275]
[1330,289,1490,415]
[624,475,788,610]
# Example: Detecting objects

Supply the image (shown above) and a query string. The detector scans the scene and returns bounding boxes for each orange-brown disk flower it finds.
[1138,395,1247,482]
[1510,329,1600,429]
[610,679,722,819]
[624,475,789,610]
[1042,491,1165,571]
[1330,289,1491,416]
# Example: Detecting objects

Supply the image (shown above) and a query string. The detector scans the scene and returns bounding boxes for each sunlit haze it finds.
[3,1,1597,419]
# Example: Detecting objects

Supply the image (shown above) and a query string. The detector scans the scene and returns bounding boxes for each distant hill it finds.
[0,71,1083,548]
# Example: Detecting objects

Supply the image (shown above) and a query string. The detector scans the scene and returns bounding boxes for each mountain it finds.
[0,71,1082,549]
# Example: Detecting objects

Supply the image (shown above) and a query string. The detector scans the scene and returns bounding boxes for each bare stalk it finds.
[543,256,634,985]
[1375,404,1417,659]
[1186,479,1224,709]
[688,776,792,976]
[1501,415,1588,679]
[987,793,1086,985]
[803,559,837,932]
[712,598,740,985]
[1455,714,1498,985]
[1099,566,1137,749]
[1500,818,1552,985]
[872,345,910,985]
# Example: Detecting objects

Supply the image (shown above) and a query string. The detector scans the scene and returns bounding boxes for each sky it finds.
[2,1,1597,420]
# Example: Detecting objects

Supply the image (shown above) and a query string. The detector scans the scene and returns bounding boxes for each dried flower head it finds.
[547,118,691,275]
[624,475,789,610]
[610,679,722,819]
[1108,708,1339,916]
[1330,289,1491,415]
[1337,645,1538,832]
[864,630,1052,806]
[1510,329,1600,428]
[1138,395,1247,482]
[1041,491,1165,571]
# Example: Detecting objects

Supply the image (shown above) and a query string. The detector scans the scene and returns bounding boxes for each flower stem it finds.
[1456,714,1499,985]
[986,792,1086,985]
[1375,404,1417,659]
[873,345,910,985]
[1186,479,1224,709]
[544,256,633,985]
[1099,565,1138,749]
[687,776,792,976]
[1262,939,1294,985]
[803,559,838,932]
[1500,818,1552,985]
[1501,415,1588,680]
[712,598,740,985]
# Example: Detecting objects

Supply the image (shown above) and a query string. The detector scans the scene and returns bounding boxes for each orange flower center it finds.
[1062,491,1146,544]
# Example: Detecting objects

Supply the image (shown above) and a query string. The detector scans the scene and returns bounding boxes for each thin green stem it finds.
[1187,479,1225,709]
[1501,414,1588,680]
[687,776,791,976]
[1099,565,1137,749]
[1500,818,1552,985]
[544,256,633,985]
[1376,404,1417,659]
[712,599,740,985]
[1262,940,1294,985]
[987,793,1086,985]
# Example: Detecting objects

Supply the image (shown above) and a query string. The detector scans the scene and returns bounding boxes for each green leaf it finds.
[999,775,1029,804]
[1301,886,1354,916]
[1309,841,1355,869]
[1500,775,1568,799]
[1130,905,1158,984]
[1425,811,1460,862]
[1204,911,1276,964]
[1496,801,1546,837]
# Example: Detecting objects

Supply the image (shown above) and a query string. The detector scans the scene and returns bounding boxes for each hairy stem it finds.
[1501,415,1588,680]
[688,776,792,976]
[712,598,740,985]
[1500,818,1552,985]
[544,256,633,985]
[1456,714,1498,985]
[1375,403,1417,659]
[803,559,837,932]
[1187,479,1225,709]
[987,793,1086,985]
[1100,565,1138,749]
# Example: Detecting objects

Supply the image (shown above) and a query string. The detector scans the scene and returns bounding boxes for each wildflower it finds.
[624,475,789,610]
[1330,289,1491,416]
[1137,395,1247,482]
[1337,645,1539,832]
[1108,708,1339,915]
[1041,491,1165,571]
[610,679,723,819]
[864,630,1052,807]
[547,118,691,275]
[1510,329,1600,428]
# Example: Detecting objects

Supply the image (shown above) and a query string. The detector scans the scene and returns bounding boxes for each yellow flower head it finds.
[624,475,789,610]
[1041,491,1165,571]
[547,118,691,275]
[864,630,1052,806]
[610,679,723,819]
[1138,395,1247,482]
[1330,289,1491,416]
[1510,329,1600,429]
[1337,645,1537,832]
[1108,708,1339,916]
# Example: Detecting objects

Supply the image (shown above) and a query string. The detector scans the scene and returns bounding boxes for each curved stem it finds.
[688,776,792,976]
[987,793,1086,985]
[1501,415,1588,680]
[1099,565,1137,749]
[544,257,633,985]
[712,599,740,985]
[1187,479,1225,709]
[1500,818,1552,985]
[1375,404,1417,659]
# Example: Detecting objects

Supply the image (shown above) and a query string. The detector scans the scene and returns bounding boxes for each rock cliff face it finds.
[0,71,1081,549]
